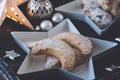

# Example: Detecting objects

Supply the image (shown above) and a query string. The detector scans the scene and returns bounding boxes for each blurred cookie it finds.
[53,32,93,56]
[82,0,99,8]
[31,38,76,71]
[44,56,60,69]
[98,0,120,16]
[83,6,112,28]
[44,47,87,69]
[72,48,87,65]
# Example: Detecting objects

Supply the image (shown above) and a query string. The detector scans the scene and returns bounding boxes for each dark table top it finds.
[0,0,120,79]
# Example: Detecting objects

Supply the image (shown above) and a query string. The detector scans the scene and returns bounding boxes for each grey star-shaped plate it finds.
[11,19,117,80]
[55,0,119,35]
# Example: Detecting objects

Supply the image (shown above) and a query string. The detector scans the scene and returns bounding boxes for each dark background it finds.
[0,0,120,79]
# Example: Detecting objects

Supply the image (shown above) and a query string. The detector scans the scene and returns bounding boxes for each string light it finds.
[0,0,34,30]
[10,7,15,12]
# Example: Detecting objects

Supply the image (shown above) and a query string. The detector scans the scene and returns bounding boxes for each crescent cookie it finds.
[53,32,93,55]
[83,6,112,28]
[98,0,120,16]
[72,48,87,65]
[31,38,76,71]
[44,56,60,69]
[44,48,87,69]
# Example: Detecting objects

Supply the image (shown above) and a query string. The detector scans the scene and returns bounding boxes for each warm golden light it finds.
[5,9,7,13]
[11,18,18,22]
[10,7,15,12]
[0,0,34,30]
[22,19,25,21]
[6,15,17,22]
[6,15,11,18]
[14,11,18,16]
[14,0,28,6]
[20,22,23,24]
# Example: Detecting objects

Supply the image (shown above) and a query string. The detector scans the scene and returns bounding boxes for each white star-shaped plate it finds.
[55,0,119,35]
[11,19,117,80]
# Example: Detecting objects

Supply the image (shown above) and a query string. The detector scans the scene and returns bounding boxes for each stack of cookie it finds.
[30,32,93,71]
[82,0,120,29]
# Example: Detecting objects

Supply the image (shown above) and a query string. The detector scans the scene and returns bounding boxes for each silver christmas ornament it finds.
[40,20,53,31]
[3,50,20,60]
[52,13,64,23]
[27,0,53,19]
[35,25,40,31]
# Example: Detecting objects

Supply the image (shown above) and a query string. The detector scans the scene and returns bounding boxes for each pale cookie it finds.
[53,32,93,55]
[44,56,60,69]
[44,48,87,69]
[72,48,87,65]
[98,0,120,16]
[83,7,112,28]
[31,38,76,71]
